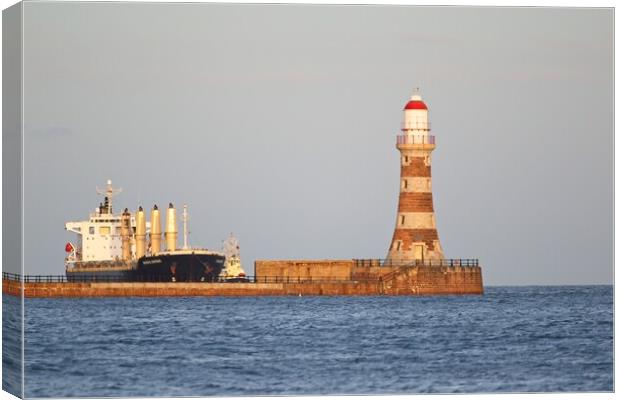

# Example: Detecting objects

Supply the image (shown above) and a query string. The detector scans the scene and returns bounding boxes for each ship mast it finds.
[95,179,122,214]
[182,204,189,250]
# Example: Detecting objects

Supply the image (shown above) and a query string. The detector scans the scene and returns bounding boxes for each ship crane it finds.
[182,204,189,250]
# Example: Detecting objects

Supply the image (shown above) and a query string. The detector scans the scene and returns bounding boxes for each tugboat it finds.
[219,233,250,282]
[64,180,225,282]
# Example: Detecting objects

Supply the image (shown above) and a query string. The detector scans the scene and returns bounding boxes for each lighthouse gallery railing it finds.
[396,134,435,145]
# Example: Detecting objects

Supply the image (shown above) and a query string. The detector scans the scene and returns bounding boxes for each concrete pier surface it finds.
[3,260,483,298]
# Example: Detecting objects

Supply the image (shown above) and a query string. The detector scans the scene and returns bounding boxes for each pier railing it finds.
[353,258,479,268]
[2,273,384,284]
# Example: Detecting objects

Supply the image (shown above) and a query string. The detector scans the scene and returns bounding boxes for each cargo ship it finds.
[64,180,225,282]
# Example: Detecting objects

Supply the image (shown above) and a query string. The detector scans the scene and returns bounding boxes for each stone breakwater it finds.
[3,260,483,297]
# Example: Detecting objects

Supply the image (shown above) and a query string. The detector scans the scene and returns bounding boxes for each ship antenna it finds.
[182,204,189,250]
[96,179,122,214]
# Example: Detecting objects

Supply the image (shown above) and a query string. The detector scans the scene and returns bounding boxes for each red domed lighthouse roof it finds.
[404,89,428,110]
[404,100,427,110]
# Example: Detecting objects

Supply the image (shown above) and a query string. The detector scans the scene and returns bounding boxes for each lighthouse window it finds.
[404,179,408,189]
[89,226,95,235]
[401,215,405,225]
[396,241,402,251]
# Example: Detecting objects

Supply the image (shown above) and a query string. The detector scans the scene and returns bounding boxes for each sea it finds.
[2,286,614,397]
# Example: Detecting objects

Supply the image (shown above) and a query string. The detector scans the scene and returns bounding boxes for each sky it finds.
[17,3,612,285]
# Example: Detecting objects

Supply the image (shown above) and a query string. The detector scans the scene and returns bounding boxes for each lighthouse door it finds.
[414,245,424,261]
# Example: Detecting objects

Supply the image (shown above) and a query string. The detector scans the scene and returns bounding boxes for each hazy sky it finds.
[20,3,612,285]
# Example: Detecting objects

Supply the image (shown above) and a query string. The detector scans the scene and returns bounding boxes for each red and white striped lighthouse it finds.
[386,89,444,262]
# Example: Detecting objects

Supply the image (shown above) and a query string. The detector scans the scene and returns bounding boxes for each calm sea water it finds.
[4,286,613,397]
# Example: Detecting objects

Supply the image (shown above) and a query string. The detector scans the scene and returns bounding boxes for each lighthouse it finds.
[386,89,444,262]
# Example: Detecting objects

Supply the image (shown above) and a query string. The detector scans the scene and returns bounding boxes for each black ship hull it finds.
[66,252,225,282]
[135,252,225,282]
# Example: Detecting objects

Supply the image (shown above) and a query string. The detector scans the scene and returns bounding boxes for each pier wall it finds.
[3,280,384,298]
[255,260,355,281]
[254,260,483,294]
[386,265,483,295]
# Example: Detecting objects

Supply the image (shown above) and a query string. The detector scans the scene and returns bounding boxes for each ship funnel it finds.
[165,203,178,251]
[135,206,146,259]
[120,208,132,262]
[150,204,161,255]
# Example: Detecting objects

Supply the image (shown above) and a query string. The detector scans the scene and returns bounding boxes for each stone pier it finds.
[3,259,482,298]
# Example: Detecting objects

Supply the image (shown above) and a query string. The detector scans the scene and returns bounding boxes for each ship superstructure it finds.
[65,181,151,262]
[64,180,225,282]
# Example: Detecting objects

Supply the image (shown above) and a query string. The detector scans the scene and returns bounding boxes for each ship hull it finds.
[66,262,134,282]
[66,252,225,282]
[135,252,225,282]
